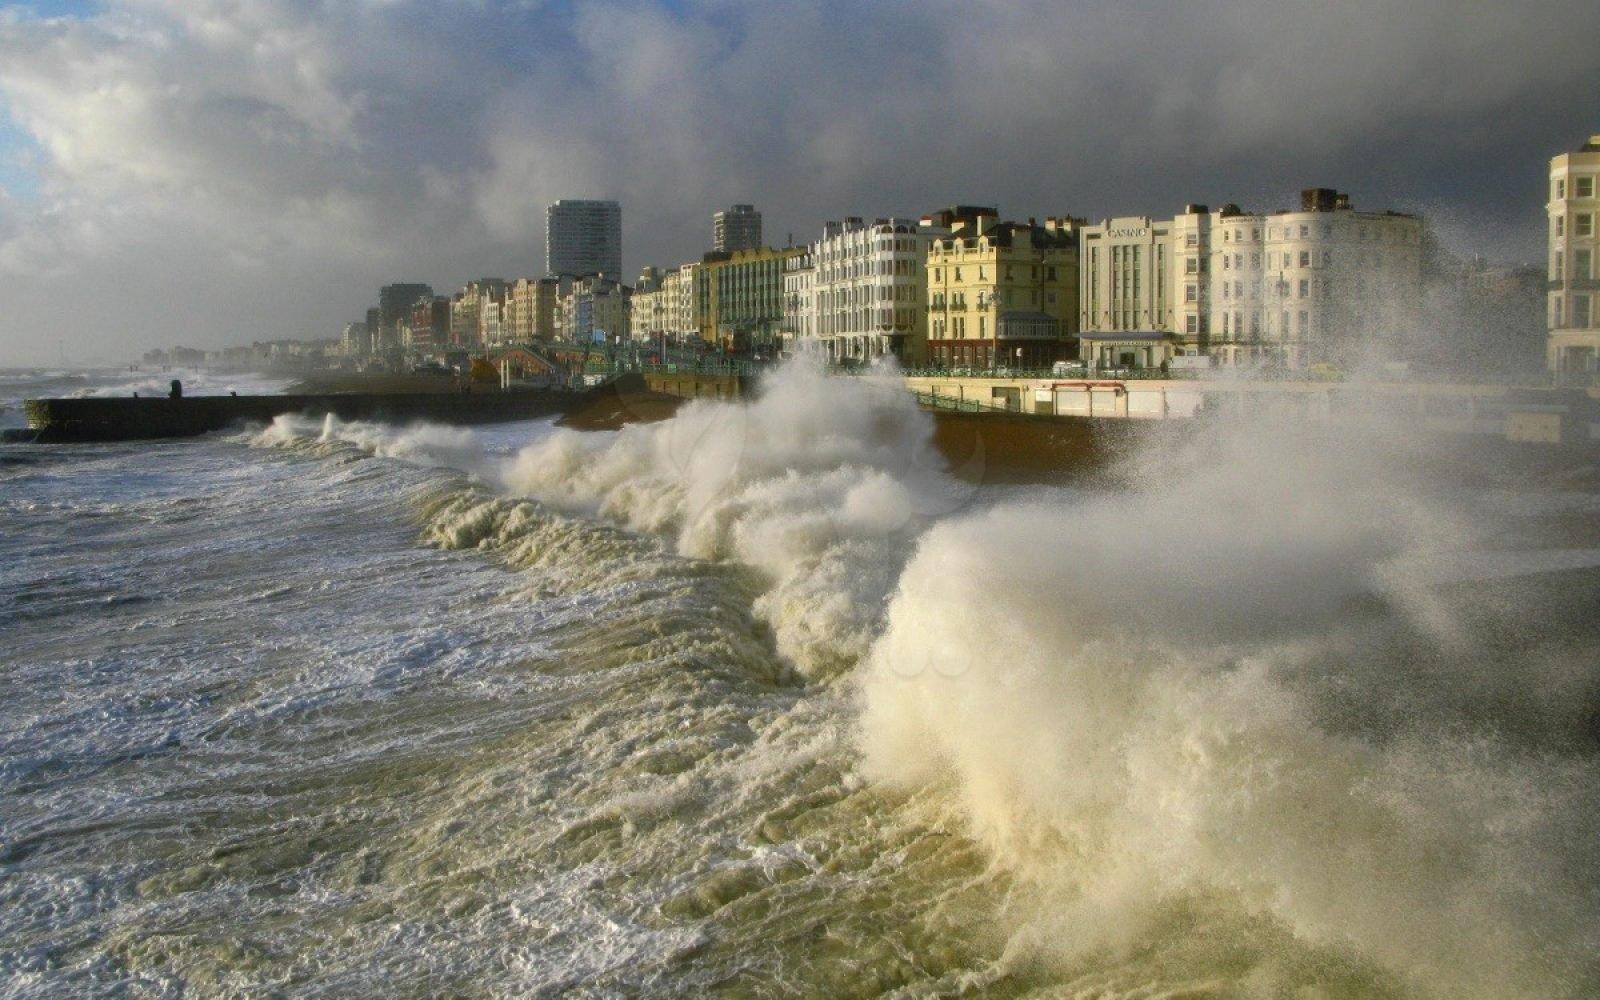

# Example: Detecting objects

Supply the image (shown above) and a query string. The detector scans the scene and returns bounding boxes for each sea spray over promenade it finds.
[311,364,1600,994]
[859,418,1600,995]
[6,363,1598,994]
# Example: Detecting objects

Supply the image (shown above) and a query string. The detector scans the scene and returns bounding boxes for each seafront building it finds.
[546,199,622,278]
[790,216,945,366]
[402,297,450,352]
[446,279,506,349]
[1548,134,1600,377]
[696,246,802,353]
[505,277,565,342]
[629,265,701,344]
[923,206,1080,369]
[479,299,505,347]
[372,283,432,353]
[631,267,669,341]
[713,205,763,253]
[1079,189,1424,369]
[558,275,631,343]
[1078,215,1176,369]
[342,321,371,356]
[780,249,815,350]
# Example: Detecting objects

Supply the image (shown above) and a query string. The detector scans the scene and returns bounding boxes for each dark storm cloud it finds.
[0,0,1594,362]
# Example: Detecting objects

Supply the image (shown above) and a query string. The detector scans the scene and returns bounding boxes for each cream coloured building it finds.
[924,207,1079,370]
[1548,134,1600,377]
[1081,191,1424,369]
[505,277,565,342]
[629,264,700,343]
[1078,216,1175,335]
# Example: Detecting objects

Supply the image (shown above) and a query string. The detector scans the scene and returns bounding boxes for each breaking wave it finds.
[247,361,1600,995]
[860,420,1600,996]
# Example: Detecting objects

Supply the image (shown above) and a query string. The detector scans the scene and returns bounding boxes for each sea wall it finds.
[23,389,576,443]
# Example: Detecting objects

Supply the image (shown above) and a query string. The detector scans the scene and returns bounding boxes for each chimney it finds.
[1301,188,1340,212]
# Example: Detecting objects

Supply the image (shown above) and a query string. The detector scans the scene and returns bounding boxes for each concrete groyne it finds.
[20,388,579,443]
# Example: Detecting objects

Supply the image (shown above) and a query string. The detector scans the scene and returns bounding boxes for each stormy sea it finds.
[3,364,1599,997]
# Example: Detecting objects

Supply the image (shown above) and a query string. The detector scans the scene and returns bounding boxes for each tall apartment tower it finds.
[546,199,622,278]
[1548,134,1600,377]
[713,204,762,252]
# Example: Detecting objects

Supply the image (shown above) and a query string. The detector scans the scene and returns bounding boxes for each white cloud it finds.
[0,0,1593,362]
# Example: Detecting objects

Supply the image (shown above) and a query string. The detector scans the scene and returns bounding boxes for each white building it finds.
[479,300,505,347]
[546,199,622,278]
[796,216,945,365]
[1082,190,1424,369]
[1548,134,1600,377]
[713,204,762,253]
[781,248,816,354]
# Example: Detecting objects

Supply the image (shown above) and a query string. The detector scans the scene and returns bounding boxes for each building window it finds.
[1187,315,1198,333]
[1576,295,1592,329]
[1556,217,1565,238]
[1298,311,1309,333]
[1577,214,1593,237]
[1579,177,1595,199]
[1298,279,1309,298]
[1299,225,1309,237]
[1186,258,1198,274]
[1185,285,1197,302]
[1577,249,1592,280]
[1557,179,1566,200]
[1299,251,1310,267]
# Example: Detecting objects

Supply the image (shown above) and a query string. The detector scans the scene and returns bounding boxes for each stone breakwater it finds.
[20,389,578,443]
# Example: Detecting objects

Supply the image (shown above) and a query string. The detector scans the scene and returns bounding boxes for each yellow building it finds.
[695,246,803,353]
[924,207,1079,369]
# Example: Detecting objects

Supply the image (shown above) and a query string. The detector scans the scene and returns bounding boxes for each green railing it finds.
[910,390,1011,413]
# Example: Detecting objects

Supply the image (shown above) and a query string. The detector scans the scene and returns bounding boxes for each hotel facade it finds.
[924,207,1079,370]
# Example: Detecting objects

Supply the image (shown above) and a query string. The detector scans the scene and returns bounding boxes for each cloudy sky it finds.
[0,0,1595,364]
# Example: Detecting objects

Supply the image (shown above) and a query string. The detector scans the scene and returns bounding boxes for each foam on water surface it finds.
[3,362,1599,996]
